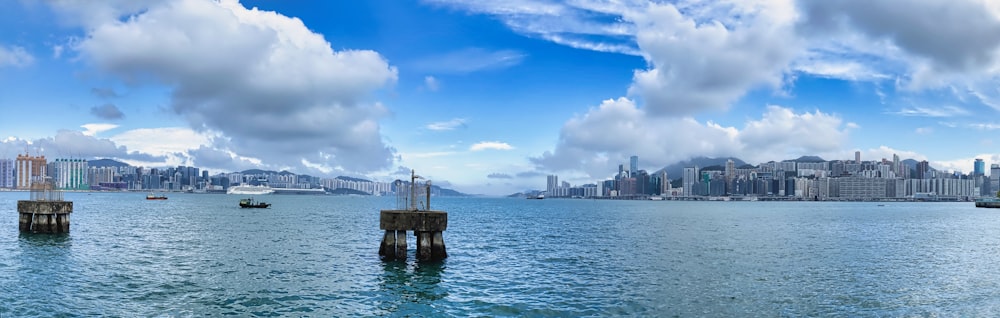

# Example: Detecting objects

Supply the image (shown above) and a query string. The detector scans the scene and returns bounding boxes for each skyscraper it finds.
[16,153,46,189]
[629,155,638,177]
[916,160,930,179]
[0,159,13,188]
[975,158,985,177]
[52,158,89,190]
[991,164,1000,192]
[683,166,697,196]
[547,175,558,193]
[855,151,861,164]
[892,154,900,177]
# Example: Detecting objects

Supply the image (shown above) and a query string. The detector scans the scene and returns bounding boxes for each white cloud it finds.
[628,2,799,115]
[890,105,970,117]
[410,48,526,73]
[470,141,514,151]
[80,123,119,136]
[0,45,34,67]
[68,0,398,175]
[915,127,933,135]
[110,127,211,157]
[858,146,927,163]
[531,98,854,178]
[932,152,1000,174]
[423,0,638,55]
[424,76,440,91]
[426,118,467,131]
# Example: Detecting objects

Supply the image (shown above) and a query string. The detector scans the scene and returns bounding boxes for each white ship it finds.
[226,185,275,195]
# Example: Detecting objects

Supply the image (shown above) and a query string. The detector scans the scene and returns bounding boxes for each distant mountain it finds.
[89,158,129,167]
[657,156,747,179]
[391,181,470,196]
[791,155,826,162]
[240,169,277,175]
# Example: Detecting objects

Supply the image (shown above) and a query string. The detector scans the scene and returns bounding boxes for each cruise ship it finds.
[226,184,275,195]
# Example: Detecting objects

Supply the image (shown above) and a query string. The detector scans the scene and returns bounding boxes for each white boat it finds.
[227,185,274,195]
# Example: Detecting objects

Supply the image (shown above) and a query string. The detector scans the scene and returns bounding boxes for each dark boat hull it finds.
[240,203,270,208]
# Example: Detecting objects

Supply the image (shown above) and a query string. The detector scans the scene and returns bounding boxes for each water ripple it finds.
[3,195,1000,316]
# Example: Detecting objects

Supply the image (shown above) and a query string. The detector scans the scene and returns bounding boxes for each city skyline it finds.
[3,1,1000,195]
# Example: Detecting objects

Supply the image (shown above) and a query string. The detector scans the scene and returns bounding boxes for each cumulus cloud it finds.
[3,130,166,162]
[426,118,467,131]
[796,0,1000,106]
[69,0,398,175]
[90,103,125,120]
[432,1,1000,115]
[628,2,799,115]
[0,45,34,67]
[470,141,514,151]
[110,127,211,159]
[531,98,854,178]
[80,123,118,136]
[188,145,234,169]
[798,1,1000,79]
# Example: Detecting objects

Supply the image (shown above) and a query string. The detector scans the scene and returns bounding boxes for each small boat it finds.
[239,197,271,208]
[146,193,168,200]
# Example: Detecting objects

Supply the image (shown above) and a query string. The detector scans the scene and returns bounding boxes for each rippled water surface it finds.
[2,192,1000,316]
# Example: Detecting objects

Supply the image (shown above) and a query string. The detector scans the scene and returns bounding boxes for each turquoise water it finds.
[2,192,1000,316]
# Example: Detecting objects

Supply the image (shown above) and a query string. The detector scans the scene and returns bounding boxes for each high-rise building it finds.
[629,155,638,177]
[659,171,670,194]
[991,164,1000,192]
[682,166,698,196]
[52,158,89,190]
[16,153,47,189]
[916,160,930,179]
[855,151,861,164]
[974,158,986,177]
[0,159,13,188]
[725,159,735,186]
[547,175,558,193]
[892,154,901,177]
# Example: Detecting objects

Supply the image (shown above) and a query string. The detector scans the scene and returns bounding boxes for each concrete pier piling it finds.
[380,170,448,261]
[17,181,72,234]
[379,210,447,261]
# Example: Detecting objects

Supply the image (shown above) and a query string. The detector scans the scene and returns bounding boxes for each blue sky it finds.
[2,0,1000,195]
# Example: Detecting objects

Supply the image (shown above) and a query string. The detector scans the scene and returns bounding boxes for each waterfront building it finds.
[0,159,13,188]
[682,167,697,196]
[974,158,985,177]
[629,155,638,177]
[916,161,930,179]
[51,158,89,190]
[547,175,558,193]
[16,153,47,189]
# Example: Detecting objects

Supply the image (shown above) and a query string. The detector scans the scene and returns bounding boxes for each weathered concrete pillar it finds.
[395,230,407,260]
[379,210,447,261]
[416,231,432,260]
[431,231,446,259]
[17,200,73,234]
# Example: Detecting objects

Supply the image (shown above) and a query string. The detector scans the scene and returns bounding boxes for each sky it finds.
[2,0,1000,195]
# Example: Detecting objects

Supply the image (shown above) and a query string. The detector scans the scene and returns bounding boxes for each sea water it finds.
[2,192,1000,316]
